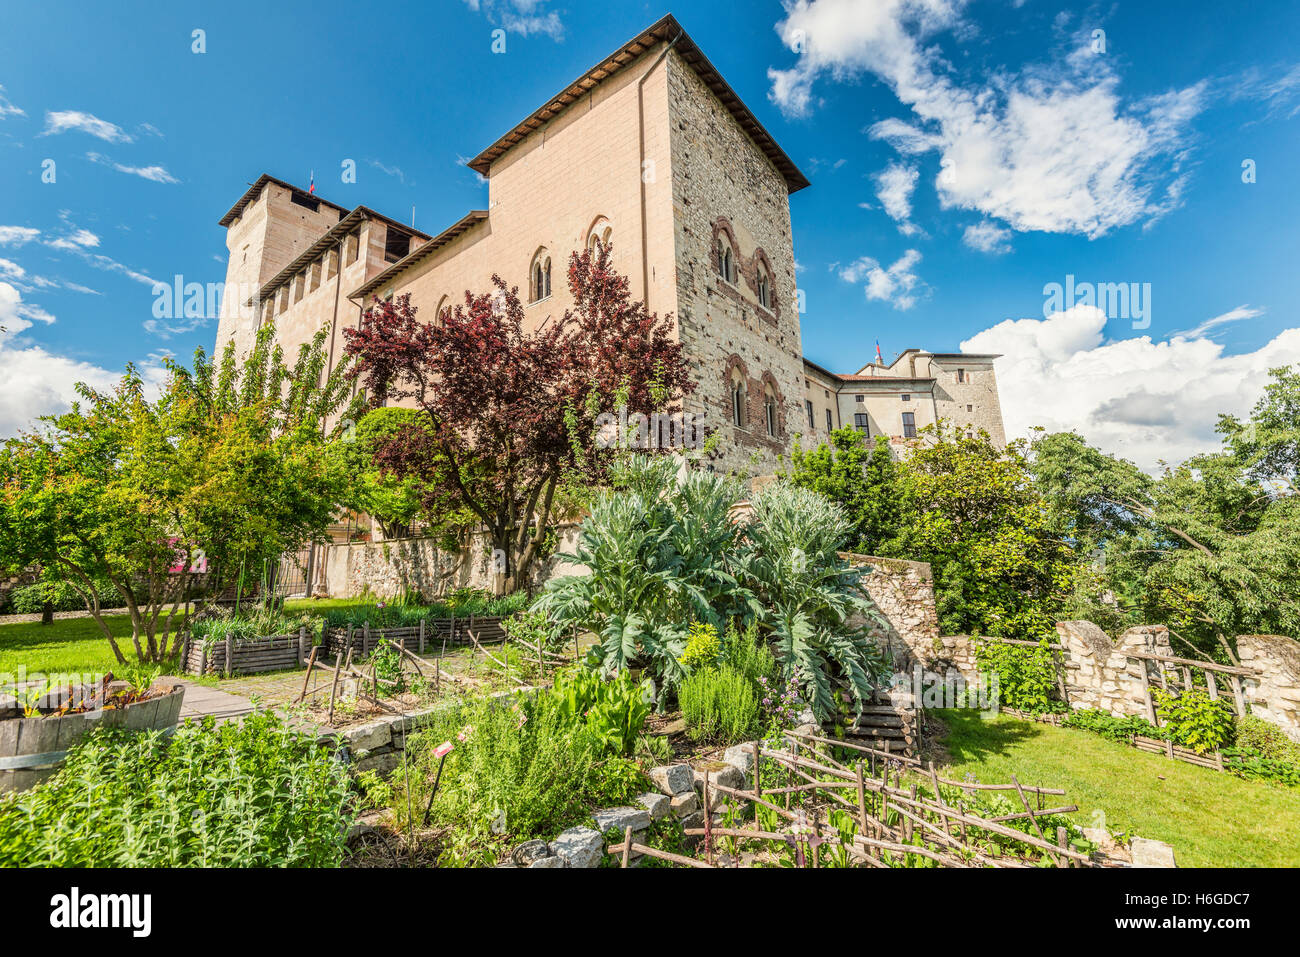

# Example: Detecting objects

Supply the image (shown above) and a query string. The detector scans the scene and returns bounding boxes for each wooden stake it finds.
[622,825,633,868]
[296,646,319,703]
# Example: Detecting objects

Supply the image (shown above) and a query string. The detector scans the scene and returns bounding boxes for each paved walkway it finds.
[169,679,255,722]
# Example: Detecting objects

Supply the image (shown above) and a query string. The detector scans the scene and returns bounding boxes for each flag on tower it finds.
[875,339,884,365]
[308,170,315,194]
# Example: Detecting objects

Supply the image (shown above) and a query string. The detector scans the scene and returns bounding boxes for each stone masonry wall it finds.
[321,525,583,600]
[667,51,805,477]
[844,554,941,670]
[1054,621,1173,718]
[1239,634,1300,741]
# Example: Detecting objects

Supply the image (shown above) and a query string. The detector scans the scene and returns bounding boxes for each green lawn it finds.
[0,597,377,678]
[934,710,1300,867]
[0,614,165,678]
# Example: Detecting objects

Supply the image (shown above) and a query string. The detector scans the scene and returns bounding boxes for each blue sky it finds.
[1,0,1298,466]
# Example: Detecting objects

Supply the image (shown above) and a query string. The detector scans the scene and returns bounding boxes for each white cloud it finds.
[462,0,564,39]
[770,0,1204,238]
[0,86,23,119]
[86,151,179,183]
[873,161,920,234]
[0,226,40,246]
[839,248,924,310]
[41,110,132,143]
[962,221,1012,254]
[0,282,165,439]
[1173,304,1263,339]
[0,258,24,281]
[961,304,1300,469]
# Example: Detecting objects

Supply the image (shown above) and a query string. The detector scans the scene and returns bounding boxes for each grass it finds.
[0,614,181,678]
[933,709,1300,867]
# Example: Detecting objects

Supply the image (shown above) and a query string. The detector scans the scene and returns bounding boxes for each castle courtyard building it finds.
[215,15,1005,476]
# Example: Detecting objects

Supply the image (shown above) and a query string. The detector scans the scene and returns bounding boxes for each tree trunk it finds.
[40,600,54,626]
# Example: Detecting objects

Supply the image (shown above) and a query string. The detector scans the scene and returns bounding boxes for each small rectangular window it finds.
[854,413,868,433]
[957,368,966,383]
[902,412,916,438]
[805,400,815,430]
[855,394,865,403]
[826,409,833,432]
[901,393,911,402]
[967,404,973,412]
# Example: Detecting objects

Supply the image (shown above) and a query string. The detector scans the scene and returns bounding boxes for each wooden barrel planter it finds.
[0,682,186,794]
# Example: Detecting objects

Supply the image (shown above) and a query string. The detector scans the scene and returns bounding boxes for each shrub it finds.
[0,710,353,867]
[399,692,647,865]
[722,620,777,686]
[1152,687,1236,754]
[737,482,890,721]
[9,576,119,614]
[1234,715,1300,764]
[976,638,1061,713]
[1062,708,1160,743]
[680,665,760,744]
[680,621,722,673]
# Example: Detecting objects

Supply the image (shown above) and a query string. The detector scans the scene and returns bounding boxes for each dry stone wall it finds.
[1239,634,1300,741]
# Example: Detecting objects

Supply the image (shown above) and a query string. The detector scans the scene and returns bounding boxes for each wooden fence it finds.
[610,731,1100,869]
[181,627,315,678]
[321,616,508,659]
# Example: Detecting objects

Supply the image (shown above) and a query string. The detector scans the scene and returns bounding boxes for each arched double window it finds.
[434,295,450,325]
[587,217,613,256]
[730,369,746,428]
[530,249,552,303]
[757,263,772,310]
[764,383,779,437]
[716,237,737,285]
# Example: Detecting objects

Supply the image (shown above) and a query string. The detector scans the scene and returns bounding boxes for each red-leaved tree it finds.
[343,244,693,591]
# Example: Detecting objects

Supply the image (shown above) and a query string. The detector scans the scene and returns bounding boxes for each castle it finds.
[215,15,1005,476]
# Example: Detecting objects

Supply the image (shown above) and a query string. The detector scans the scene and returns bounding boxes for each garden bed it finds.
[322,616,508,660]
[181,627,315,677]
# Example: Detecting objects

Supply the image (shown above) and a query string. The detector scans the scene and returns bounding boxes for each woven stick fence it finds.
[610,732,1097,869]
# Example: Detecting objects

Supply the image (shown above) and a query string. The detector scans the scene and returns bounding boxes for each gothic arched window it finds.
[530,249,552,303]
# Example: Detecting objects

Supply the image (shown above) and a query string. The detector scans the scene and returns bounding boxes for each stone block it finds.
[344,720,391,752]
[548,827,604,869]
[670,791,699,817]
[649,763,695,795]
[592,806,651,834]
[1130,837,1177,868]
[636,792,671,822]
[528,855,565,868]
[723,742,758,776]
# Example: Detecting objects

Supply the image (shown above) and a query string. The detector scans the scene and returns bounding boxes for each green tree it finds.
[1031,389,1300,663]
[894,426,1078,638]
[782,427,902,554]
[0,325,358,664]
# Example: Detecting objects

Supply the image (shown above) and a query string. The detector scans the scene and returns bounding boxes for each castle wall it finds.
[216,182,344,360]
[381,43,677,343]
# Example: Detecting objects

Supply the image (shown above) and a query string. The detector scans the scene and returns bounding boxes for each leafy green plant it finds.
[1235,715,1300,764]
[680,621,722,673]
[1152,687,1236,754]
[395,692,647,865]
[550,667,652,757]
[0,710,353,867]
[1061,708,1161,743]
[976,638,1062,714]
